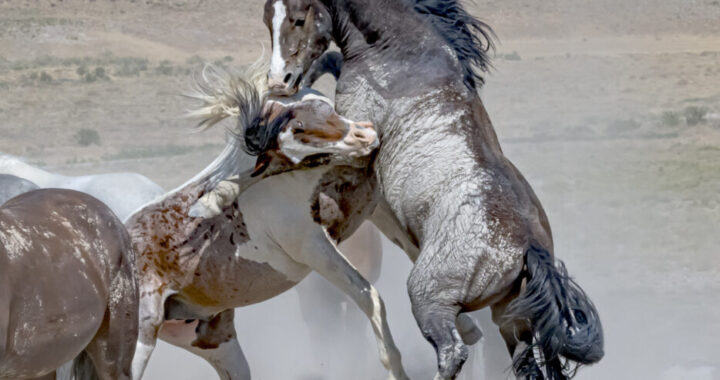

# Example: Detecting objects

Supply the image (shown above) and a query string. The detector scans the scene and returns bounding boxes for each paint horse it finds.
[0,155,164,221]
[264,0,604,378]
[0,174,39,205]
[197,61,391,377]
[0,189,138,379]
[126,66,408,380]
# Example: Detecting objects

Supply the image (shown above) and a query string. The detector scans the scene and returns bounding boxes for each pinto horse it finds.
[126,66,408,379]
[263,0,604,378]
[0,189,138,379]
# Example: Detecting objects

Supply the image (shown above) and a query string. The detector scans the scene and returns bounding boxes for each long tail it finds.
[505,246,604,379]
[71,351,99,380]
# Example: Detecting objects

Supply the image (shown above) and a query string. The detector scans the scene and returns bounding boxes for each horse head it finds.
[187,64,377,177]
[263,0,332,95]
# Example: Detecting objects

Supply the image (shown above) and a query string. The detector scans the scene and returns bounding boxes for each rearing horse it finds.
[262,0,604,379]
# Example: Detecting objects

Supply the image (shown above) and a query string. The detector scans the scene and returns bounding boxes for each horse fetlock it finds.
[436,338,468,380]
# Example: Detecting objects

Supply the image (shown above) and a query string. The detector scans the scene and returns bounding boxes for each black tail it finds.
[504,246,604,379]
[71,350,99,380]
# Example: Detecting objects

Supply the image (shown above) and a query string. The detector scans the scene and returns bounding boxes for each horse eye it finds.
[293,121,304,133]
[295,19,305,27]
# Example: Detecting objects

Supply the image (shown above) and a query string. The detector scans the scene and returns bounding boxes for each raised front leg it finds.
[291,226,408,380]
[158,310,250,380]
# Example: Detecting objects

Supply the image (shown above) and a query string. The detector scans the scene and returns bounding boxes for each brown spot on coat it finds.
[310,166,377,241]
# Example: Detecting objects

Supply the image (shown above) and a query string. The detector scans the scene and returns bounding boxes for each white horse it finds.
[0,155,164,221]
[0,174,39,205]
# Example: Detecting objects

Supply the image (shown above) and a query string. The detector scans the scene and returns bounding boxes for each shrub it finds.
[39,71,52,83]
[74,129,101,146]
[155,60,174,76]
[683,106,708,126]
[115,57,149,76]
[94,66,107,79]
[660,111,680,127]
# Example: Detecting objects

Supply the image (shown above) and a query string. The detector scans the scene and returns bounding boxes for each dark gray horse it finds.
[262,0,604,379]
[0,189,138,379]
[0,174,39,205]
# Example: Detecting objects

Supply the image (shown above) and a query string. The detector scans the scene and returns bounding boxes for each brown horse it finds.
[263,0,604,379]
[0,189,138,380]
[127,66,408,379]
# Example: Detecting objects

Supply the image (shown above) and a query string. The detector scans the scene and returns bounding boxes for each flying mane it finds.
[185,63,288,156]
[411,0,496,90]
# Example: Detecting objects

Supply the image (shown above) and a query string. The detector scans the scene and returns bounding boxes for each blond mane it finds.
[185,60,269,133]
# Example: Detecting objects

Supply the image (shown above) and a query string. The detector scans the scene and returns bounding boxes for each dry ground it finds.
[1,0,719,379]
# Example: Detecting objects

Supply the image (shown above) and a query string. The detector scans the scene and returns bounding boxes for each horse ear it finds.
[313,2,332,38]
[251,153,273,177]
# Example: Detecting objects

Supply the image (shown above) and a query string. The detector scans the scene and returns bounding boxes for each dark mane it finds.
[243,109,293,156]
[411,0,496,90]
[187,64,284,157]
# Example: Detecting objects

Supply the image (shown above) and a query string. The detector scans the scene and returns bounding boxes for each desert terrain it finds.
[1,0,719,379]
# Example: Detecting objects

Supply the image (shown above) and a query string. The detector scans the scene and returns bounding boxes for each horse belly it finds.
[179,245,308,311]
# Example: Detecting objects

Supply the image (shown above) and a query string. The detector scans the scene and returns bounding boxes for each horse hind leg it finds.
[82,258,139,380]
[410,301,468,380]
[455,313,482,345]
[158,309,250,380]
[407,256,473,379]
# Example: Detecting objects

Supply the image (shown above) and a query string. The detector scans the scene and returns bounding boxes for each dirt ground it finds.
[1,0,719,379]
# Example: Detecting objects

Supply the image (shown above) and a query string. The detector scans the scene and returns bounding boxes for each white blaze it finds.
[270,0,287,77]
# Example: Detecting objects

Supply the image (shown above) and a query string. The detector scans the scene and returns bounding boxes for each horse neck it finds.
[328,0,428,61]
[129,137,255,268]
[171,136,254,198]
[129,136,253,225]
[0,155,64,187]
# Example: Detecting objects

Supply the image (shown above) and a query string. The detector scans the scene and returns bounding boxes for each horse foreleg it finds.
[158,309,250,380]
[131,283,167,380]
[293,226,408,380]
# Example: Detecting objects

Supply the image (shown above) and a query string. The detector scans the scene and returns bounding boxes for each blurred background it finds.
[0,0,718,379]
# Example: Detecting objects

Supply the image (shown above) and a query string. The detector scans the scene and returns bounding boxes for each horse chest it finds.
[308,166,377,242]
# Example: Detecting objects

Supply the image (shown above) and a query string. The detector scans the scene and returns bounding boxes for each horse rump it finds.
[504,246,604,379]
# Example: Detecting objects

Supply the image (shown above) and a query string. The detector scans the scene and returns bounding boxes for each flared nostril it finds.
[268,77,284,89]
[283,73,292,84]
